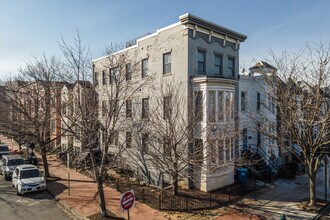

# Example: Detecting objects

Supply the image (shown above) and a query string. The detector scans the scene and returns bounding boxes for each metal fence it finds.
[108,176,266,212]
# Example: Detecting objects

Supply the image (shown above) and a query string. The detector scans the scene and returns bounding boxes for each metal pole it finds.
[68,173,70,196]
[325,156,327,202]
[127,209,130,220]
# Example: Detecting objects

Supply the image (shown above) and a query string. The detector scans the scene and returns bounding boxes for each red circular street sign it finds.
[120,190,135,211]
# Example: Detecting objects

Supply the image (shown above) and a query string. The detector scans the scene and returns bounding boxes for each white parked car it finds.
[12,164,46,195]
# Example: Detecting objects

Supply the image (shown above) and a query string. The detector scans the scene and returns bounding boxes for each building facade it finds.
[93,14,247,192]
[239,61,282,172]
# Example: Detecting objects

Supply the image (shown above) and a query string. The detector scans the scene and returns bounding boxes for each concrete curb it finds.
[46,188,89,220]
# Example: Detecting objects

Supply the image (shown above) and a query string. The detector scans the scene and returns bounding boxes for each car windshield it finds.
[20,169,40,179]
[7,159,25,166]
[0,146,9,151]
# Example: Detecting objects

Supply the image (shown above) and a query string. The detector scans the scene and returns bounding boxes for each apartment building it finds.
[93,13,247,192]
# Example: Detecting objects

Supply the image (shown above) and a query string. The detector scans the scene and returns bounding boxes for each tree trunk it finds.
[41,147,50,177]
[309,175,316,207]
[172,172,179,195]
[90,148,107,217]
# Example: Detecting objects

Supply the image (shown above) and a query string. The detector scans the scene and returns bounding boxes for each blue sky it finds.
[1,0,329,76]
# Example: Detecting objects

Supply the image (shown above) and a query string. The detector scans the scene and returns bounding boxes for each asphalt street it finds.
[0,174,71,220]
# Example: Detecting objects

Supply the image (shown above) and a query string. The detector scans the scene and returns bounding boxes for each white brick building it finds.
[93,14,247,191]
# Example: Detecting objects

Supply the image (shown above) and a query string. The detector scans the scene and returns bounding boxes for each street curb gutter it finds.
[46,189,89,220]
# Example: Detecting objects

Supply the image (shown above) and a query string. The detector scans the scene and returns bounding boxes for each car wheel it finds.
[16,188,21,196]
[4,173,10,181]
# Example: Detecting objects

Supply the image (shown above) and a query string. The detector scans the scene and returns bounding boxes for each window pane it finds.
[215,56,220,65]
[142,133,149,153]
[198,63,205,73]
[228,57,235,77]
[218,91,224,121]
[208,91,216,122]
[230,137,234,160]
[126,63,132,81]
[198,51,205,73]
[241,92,246,111]
[195,91,203,121]
[126,99,132,118]
[230,92,234,120]
[218,140,224,163]
[225,91,230,121]
[208,139,216,164]
[142,59,148,78]
[102,70,106,85]
[215,54,222,75]
[142,98,149,119]
[163,53,171,74]
[126,132,132,148]
[198,51,205,62]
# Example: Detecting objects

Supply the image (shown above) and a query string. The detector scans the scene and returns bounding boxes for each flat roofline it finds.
[93,13,247,63]
[92,22,181,62]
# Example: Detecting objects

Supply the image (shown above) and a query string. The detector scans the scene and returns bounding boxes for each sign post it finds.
[120,190,135,220]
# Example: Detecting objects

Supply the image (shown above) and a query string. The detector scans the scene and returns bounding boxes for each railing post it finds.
[209,192,212,208]
[185,196,188,211]
[158,194,162,210]
[142,187,145,202]
[228,185,231,202]
[116,178,120,191]
[68,173,70,196]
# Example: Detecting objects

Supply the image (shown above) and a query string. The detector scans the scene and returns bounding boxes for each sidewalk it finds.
[45,155,175,220]
[224,170,330,220]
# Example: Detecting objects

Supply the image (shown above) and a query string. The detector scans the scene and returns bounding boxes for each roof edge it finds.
[179,13,247,42]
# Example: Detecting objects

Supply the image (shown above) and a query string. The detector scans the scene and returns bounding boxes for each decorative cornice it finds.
[180,13,247,43]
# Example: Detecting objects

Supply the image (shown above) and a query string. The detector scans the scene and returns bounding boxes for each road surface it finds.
[0,174,71,220]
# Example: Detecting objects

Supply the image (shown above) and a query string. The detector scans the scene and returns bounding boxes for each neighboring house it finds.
[60,83,74,152]
[60,81,98,156]
[239,61,284,171]
[9,80,65,150]
[93,13,247,192]
[50,82,67,150]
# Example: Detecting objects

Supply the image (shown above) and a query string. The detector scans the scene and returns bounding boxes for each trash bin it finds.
[237,168,249,184]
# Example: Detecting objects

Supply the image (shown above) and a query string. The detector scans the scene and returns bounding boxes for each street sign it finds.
[120,190,135,211]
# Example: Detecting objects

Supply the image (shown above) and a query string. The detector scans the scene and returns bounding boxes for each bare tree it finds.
[137,81,238,195]
[267,43,330,206]
[0,55,64,177]
[60,34,151,217]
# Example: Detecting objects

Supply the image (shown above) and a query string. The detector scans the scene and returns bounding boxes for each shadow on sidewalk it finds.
[60,178,95,183]
[88,211,125,220]
[47,181,68,197]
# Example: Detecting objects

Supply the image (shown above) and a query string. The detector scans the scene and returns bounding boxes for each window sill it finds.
[163,73,172,77]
